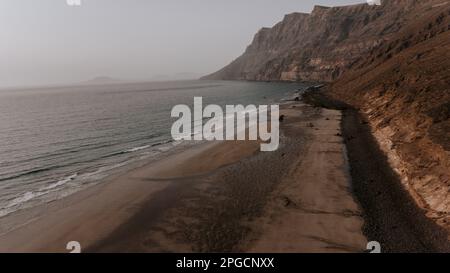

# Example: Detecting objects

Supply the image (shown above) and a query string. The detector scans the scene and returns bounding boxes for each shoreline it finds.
[5,87,446,253]
[0,140,234,252]
[1,88,447,252]
[89,102,367,253]
[0,99,368,253]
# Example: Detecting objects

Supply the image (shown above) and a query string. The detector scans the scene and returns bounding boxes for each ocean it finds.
[0,80,308,218]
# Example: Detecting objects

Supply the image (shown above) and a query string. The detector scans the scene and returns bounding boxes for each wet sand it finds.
[0,102,368,253]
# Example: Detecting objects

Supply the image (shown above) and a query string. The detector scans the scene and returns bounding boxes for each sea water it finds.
[0,80,308,218]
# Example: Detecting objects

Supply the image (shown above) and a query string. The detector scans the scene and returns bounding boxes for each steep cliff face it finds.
[205,0,450,233]
[329,1,450,227]
[203,0,424,82]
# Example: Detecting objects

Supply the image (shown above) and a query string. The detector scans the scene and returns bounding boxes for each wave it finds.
[124,145,150,153]
[123,139,175,153]
[0,138,179,218]
[0,166,56,182]
[1,173,78,212]
[151,139,174,147]
[0,162,127,218]
[1,132,166,169]
[41,173,77,191]
[0,139,174,182]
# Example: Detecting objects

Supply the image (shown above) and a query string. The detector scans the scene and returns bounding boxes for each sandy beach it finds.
[2,0,449,256]
[0,99,369,253]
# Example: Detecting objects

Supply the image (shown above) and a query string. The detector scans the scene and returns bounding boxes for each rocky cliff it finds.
[203,0,427,82]
[205,0,450,235]
[329,0,450,228]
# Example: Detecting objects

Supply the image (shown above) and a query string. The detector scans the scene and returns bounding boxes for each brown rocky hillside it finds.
[204,0,450,232]
[329,1,450,228]
[203,0,439,82]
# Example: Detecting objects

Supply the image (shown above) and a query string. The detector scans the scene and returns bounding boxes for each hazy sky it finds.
[0,0,365,87]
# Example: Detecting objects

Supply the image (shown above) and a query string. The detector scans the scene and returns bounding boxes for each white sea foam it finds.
[42,173,78,190]
[125,145,150,153]
[0,162,130,218]
[0,173,80,217]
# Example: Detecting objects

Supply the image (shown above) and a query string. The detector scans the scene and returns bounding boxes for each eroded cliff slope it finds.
[329,0,450,228]
[204,0,428,82]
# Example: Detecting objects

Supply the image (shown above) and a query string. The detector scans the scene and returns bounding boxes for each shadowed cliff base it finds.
[303,90,450,252]
[327,1,450,247]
